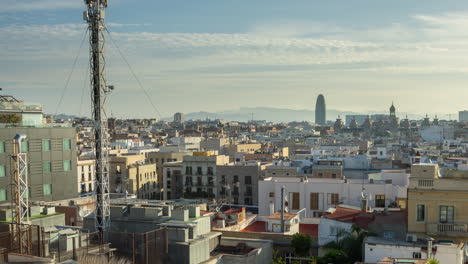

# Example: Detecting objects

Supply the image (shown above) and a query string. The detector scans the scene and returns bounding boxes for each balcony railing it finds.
[427,223,468,236]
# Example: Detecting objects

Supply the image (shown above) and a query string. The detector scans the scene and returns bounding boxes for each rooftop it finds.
[267,212,297,221]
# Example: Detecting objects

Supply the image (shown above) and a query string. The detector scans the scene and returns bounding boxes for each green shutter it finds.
[43,162,51,173]
[0,142,4,153]
[0,165,5,177]
[42,140,51,151]
[0,189,6,201]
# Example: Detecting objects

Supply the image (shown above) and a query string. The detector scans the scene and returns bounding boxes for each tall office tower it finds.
[315,94,326,125]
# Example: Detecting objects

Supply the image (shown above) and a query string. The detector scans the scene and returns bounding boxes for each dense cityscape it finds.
[3,1,468,264]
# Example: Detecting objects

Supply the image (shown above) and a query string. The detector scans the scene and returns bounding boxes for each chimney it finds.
[427,237,435,259]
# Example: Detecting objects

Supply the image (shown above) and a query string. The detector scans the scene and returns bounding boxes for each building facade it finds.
[0,127,78,202]
[77,158,95,196]
[408,163,468,242]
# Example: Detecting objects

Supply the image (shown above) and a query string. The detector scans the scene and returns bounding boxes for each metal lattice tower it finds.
[83,0,111,236]
[12,134,30,253]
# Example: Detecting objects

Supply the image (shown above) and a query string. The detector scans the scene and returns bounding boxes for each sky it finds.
[2,0,468,119]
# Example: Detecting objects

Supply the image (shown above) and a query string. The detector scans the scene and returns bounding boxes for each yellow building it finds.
[408,163,468,242]
[109,154,158,199]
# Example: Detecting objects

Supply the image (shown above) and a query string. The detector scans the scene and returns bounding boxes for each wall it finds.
[318,218,353,246]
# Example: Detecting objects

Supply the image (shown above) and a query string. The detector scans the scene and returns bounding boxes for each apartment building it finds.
[162,161,183,200]
[408,163,468,242]
[146,151,191,186]
[217,163,265,206]
[109,154,158,199]
[182,155,229,199]
[259,173,408,217]
[77,158,95,195]
[0,127,78,202]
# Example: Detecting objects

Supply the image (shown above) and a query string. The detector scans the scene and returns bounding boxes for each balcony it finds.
[427,223,468,237]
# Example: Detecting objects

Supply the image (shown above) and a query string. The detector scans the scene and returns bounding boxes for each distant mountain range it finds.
[162,107,428,123]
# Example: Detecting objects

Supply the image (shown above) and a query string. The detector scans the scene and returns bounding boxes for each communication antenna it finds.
[12,134,30,253]
[83,0,111,238]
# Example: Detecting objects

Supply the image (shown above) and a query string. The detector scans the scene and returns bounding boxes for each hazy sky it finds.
[2,0,468,118]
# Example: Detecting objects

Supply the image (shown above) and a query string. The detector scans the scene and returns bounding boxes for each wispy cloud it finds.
[3,11,468,116]
[1,0,81,13]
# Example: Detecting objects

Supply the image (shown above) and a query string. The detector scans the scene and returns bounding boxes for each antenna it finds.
[84,0,111,239]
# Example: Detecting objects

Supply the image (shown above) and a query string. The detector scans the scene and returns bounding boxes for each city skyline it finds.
[2,0,468,117]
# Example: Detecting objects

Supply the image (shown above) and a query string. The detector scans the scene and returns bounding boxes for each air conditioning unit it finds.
[406,234,417,242]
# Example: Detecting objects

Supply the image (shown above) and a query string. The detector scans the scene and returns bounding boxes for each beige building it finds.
[408,163,468,242]
[146,151,191,186]
[77,158,95,195]
[222,143,262,161]
[109,154,158,199]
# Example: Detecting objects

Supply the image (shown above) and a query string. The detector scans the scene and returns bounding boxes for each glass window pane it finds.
[42,140,50,151]
[0,189,6,201]
[43,184,52,195]
[63,160,71,171]
[21,141,29,152]
[0,165,5,177]
[43,162,51,173]
[0,142,4,153]
[63,139,71,150]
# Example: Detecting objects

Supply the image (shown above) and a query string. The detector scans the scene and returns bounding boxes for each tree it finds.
[323,225,372,264]
[291,233,312,257]
[427,260,440,264]
[318,249,348,264]
[272,249,286,264]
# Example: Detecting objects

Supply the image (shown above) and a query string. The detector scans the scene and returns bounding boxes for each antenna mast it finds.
[83,0,111,237]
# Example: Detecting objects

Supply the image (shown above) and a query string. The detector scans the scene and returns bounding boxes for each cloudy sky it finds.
[2,0,468,118]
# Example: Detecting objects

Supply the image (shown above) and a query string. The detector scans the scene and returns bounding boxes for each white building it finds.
[364,236,466,264]
[420,125,455,143]
[171,137,203,151]
[258,175,407,217]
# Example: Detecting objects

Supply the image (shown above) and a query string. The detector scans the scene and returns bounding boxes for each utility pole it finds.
[83,0,111,239]
[280,186,285,233]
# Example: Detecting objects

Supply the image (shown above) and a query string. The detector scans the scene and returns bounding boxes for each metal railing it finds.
[427,223,468,236]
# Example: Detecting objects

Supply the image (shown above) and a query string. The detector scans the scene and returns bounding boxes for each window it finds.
[197,167,202,175]
[318,172,323,177]
[0,141,4,153]
[43,161,51,173]
[116,165,121,173]
[42,139,51,151]
[233,175,239,183]
[383,232,395,239]
[375,195,386,207]
[0,165,5,177]
[43,184,52,196]
[292,192,300,210]
[245,186,252,196]
[185,166,192,175]
[417,204,425,222]
[310,192,319,210]
[0,189,6,201]
[439,205,454,224]
[332,173,337,178]
[269,192,275,198]
[207,167,213,175]
[245,176,252,184]
[21,141,29,152]
[412,252,421,259]
[330,193,339,205]
[63,139,71,150]
[63,160,71,171]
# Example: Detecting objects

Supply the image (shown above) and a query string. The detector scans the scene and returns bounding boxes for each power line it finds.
[54,27,89,117]
[104,28,163,120]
